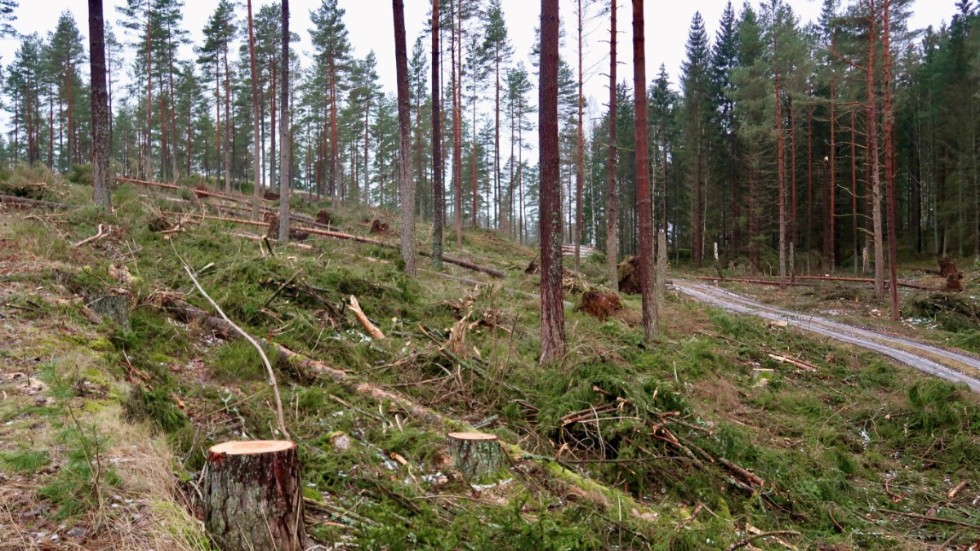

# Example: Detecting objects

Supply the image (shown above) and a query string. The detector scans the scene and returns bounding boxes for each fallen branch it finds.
[0,194,68,210]
[726,530,801,551]
[72,224,110,248]
[181,265,289,439]
[156,296,659,521]
[947,480,969,500]
[881,509,980,530]
[767,353,818,372]
[348,296,385,339]
[165,211,507,279]
[423,270,573,308]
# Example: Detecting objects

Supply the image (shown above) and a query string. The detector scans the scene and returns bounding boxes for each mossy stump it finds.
[203,440,305,551]
[447,432,505,483]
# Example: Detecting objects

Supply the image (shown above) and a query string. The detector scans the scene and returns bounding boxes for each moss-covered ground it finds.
[1,175,978,549]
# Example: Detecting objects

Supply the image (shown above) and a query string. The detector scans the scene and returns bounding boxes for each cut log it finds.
[203,440,305,551]
[447,432,506,483]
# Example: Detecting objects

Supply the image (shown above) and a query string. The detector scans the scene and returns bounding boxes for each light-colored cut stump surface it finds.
[203,440,305,551]
[447,432,506,483]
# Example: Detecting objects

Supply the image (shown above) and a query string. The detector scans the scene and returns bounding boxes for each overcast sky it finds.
[0,0,961,116]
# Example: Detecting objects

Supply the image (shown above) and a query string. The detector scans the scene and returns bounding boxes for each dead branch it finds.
[348,296,385,339]
[726,530,801,551]
[881,509,980,530]
[947,480,969,500]
[181,264,289,439]
[154,296,660,520]
[0,194,68,210]
[767,354,818,372]
[71,224,110,248]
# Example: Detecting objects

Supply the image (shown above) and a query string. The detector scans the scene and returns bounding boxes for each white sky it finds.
[0,0,960,117]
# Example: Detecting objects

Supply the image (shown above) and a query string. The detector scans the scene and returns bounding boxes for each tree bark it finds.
[633,0,657,340]
[605,0,618,287]
[247,0,262,220]
[278,0,290,243]
[393,0,416,277]
[88,0,110,210]
[574,0,585,272]
[538,0,565,362]
[883,0,899,319]
[203,441,304,551]
[446,432,505,483]
[867,0,885,298]
[775,42,786,286]
[431,0,444,268]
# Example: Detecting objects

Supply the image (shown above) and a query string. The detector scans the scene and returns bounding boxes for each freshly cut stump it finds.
[447,432,505,483]
[203,440,305,551]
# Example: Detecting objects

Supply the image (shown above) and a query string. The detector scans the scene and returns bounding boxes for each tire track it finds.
[674,281,980,392]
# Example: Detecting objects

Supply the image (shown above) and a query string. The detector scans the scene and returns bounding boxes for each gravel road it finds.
[673,281,980,392]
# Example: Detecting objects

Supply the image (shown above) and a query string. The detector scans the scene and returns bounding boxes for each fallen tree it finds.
[0,194,68,210]
[154,294,661,521]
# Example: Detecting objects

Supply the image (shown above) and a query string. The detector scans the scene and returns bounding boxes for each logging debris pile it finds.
[0,176,978,550]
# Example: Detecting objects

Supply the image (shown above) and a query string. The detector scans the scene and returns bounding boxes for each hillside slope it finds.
[1,179,978,550]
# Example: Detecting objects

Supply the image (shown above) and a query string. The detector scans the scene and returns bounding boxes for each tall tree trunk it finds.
[88,0,110,210]
[806,101,813,260]
[632,0,656,340]
[248,0,262,220]
[278,0,290,243]
[539,0,565,362]
[431,0,444,267]
[775,51,786,285]
[828,77,837,269]
[851,108,859,273]
[451,0,465,243]
[605,0,618,286]
[223,44,232,192]
[494,56,501,230]
[574,0,585,272]
[867,0,885,298]
[330,58,339,198]
[393,0,416,276]
[270,63,278,190]
[789,96,797,279]
[883,0,899,319]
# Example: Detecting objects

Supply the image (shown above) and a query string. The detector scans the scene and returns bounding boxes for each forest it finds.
[2,0,977,271]
[0,0,979,549]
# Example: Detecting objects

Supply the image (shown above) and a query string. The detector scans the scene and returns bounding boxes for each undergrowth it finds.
[2,179,978,549]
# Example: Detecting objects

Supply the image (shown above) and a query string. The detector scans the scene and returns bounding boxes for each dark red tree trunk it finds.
[883,0,899,318]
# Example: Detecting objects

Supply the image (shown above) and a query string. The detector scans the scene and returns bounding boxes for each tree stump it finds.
[203,440,305,551]
[446,432,506,483]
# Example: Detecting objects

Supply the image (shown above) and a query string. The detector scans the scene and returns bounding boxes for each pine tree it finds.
[198,0,236,192]
[632,0,657,340]
[680,12,711,267]
[431,0,444,268]
[0,0,17,37]
[539,0,565,362]
[393,0,416,276]
[310,0,351,198]
[482,0,513,233]
[89,0,110,210]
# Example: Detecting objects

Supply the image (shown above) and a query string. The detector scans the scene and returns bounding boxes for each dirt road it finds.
[674,281,980,392]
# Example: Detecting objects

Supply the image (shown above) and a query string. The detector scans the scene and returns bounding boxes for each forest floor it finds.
[1,173,979,550]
